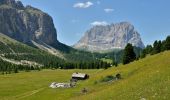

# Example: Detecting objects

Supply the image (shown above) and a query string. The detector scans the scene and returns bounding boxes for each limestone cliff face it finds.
[74,22,145,52]
[0,0,58,45]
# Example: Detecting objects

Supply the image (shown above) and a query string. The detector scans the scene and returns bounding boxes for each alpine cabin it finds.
[72,72,89,80]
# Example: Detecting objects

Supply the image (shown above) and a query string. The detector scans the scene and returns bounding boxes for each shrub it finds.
[116,73,121,79]
[100,75,115,82]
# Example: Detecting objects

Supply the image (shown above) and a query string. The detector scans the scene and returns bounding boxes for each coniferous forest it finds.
[0,35,170,74]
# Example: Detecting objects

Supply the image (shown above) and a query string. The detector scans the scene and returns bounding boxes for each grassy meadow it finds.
[0,51,170,100]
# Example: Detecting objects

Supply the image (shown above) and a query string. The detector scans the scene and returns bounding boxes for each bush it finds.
[100,75,115,82]
[116,73,121,79]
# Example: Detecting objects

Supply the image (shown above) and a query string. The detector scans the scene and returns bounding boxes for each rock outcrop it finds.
[74,22,145,52]
[0,0,58,45]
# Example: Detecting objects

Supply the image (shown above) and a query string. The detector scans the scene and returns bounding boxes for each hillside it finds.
[0,51,169,100]
[0,33,65,67]
[0,33,114,70]
[72,51,170,100]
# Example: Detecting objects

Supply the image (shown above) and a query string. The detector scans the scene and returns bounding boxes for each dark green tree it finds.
[140,49,147,58]
[152,40,162,54]
[115,62,118,67]
[123,43,136,64]
[145,45,153,54]
[14,67,19,73]
[165,36,170,50]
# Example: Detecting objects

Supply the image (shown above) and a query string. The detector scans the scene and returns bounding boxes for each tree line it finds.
[140,36,170,58]
[122,35,170,65]
[45,60,112,69]
[0,59,41,75]
[1,35,169,74]
[0,59,112,75]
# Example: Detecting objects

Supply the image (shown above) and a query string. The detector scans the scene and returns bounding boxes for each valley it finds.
[0,0,170,100]
[0,51,170,100]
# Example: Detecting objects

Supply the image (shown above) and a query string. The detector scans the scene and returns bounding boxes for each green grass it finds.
[0,69,102,100]
[101,58,113,63]
[0,51,170,100]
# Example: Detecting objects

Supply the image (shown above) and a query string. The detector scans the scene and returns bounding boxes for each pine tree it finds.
[152,40,162,54]
[123,43,136,64]
[145,45,153,54]
[14,67,19,73]
[165,36,170,50]
[161,40,166,51]
[140,49,147,58]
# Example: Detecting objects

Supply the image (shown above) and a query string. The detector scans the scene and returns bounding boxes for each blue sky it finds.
[21,0,170,46]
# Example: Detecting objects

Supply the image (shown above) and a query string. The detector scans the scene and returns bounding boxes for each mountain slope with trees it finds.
[0,50,169,99]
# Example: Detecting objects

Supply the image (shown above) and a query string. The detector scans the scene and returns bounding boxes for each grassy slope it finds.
[73,51,170,100]
[0,51,169,100]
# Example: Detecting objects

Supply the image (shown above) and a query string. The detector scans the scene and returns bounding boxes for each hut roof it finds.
[72,73,86,78]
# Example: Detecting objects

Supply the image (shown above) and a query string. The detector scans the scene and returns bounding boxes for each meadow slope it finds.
[72,51,170,100]
[0,51,169,100]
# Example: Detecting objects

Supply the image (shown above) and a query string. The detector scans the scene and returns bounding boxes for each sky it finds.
[21,0,170,46]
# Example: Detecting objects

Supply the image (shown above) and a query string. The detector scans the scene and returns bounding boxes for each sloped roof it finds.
[72,73,86,78]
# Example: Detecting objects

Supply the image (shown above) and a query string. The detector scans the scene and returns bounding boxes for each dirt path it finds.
[13,88,45,100]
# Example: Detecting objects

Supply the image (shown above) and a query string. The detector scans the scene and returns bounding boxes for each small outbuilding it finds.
[72,72,89,80]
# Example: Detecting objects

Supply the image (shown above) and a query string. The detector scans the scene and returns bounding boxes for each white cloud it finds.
[104,8,114,13]
[73,1,93,8]
[91,21,109,26]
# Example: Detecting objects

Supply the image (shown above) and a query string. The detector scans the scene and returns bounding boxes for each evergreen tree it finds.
[165,36,170,50]
[161,40,166,52]
[145,45,153,54]
[152,40,162,54]
[140,49,147,58]
[123,43,136,64]
[14,67,19,73]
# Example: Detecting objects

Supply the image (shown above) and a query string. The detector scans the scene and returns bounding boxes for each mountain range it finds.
[74,22,145,52]
[0,0,144,67]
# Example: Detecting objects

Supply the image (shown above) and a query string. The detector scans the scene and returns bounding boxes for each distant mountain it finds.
[74,22,145,52]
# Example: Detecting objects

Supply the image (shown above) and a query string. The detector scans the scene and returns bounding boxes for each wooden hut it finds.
[72,72,89,80]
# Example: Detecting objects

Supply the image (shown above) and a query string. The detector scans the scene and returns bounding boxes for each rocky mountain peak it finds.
[0,0,24,9]
[73,22,145,52]
[0,0,58,46]
[25,5,41,11]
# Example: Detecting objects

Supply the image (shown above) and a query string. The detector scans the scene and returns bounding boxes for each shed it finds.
[72,72,89,80]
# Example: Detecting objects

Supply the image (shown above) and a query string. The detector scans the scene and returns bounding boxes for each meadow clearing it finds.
[0,51,170,100]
